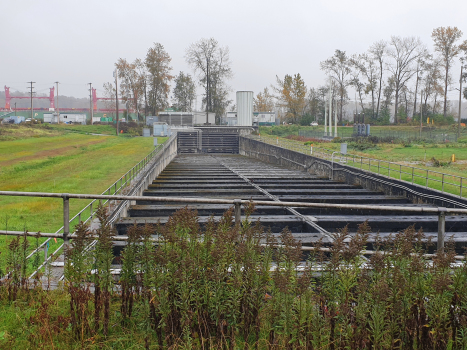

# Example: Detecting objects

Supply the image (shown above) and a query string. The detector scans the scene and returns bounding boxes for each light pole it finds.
[458,59,465,139]
[114,70,119,136]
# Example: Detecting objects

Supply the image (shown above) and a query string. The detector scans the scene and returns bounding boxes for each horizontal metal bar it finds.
[1,191,467,214]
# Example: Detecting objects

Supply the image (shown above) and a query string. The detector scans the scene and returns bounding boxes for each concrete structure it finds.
[153,122,168,136]
[157,112,215,126]
[146,116,158,125]
[236,91,253,126]
[224,112,238,126]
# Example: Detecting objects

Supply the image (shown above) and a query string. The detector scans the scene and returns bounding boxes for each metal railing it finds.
[255,135,467,200]
[1,134,177,277]
[298,128,459,142]
[1,191,464,254]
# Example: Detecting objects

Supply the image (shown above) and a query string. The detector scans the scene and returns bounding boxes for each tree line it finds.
[258,26,467,125]
[106,38,232,124]
[108,27,467,125]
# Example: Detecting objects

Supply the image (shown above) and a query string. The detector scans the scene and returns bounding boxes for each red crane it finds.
[4,86,55,110]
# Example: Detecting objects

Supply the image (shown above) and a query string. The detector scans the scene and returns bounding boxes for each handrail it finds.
[255,135,467,199]
[18,136,173,266]
[1,191,466,214]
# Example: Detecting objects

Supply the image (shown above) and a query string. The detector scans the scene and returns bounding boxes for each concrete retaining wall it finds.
[239,136,467,209]
[113,134,178,220]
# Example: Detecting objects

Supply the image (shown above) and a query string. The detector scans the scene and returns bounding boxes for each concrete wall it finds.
[195,126,257,136]
[239,136,467,209]
[113,134,178,220]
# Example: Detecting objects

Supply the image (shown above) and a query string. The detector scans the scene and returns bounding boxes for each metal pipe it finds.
[1,191,467,213]
[234,199,241,227]
[63,195,69,249]
[438,209,446,253]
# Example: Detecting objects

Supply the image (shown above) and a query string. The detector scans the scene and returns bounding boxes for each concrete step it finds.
[128,203,435,218]
[313,215,467,233]
[143,189,262,197]
[115,215,316,235]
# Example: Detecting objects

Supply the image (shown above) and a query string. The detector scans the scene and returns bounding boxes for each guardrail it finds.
[298,128,459,142]
[1,192,465,256]
[1,134,177,277]
[255,135,467,200]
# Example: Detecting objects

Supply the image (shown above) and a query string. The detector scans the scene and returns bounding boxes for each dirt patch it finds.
[0,139,108,168]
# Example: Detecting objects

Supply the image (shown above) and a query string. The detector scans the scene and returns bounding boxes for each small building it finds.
[157,111,215,126]
[43,113,87,124]
[223,111,276,126]
[224,112,238,126]
[254,112,276,126]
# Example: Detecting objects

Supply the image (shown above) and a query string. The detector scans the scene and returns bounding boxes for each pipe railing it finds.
[255,135,467,199]
[1,191,465,255]
[1,135,176,276]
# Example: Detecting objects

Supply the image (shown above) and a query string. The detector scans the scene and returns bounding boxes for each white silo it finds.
[236,91,253,126]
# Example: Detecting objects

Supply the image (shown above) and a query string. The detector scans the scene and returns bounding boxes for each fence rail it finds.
[256,135,467,200]
[0,134,177,277]
[0,190,465,261]
[298,128,459,142]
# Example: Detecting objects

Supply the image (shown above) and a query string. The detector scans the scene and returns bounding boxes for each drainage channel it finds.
[210,155,333,242]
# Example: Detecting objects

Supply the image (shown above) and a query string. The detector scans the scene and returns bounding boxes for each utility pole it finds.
[328,88,332,137]
[115,70,119,135]
[206,58,209,125]
[88,83,93,125]
[458,62,464,139]
[14,102,16,116]
[27,81,35,120]
[54,81,60,122]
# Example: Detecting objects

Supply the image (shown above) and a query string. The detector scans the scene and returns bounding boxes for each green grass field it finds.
[0,125,164,271]
[259,131,467,198]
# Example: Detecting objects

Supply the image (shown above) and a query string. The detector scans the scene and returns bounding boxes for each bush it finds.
[2,207,467,349]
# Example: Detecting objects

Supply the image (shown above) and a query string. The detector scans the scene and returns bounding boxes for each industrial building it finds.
[43,113,87,124]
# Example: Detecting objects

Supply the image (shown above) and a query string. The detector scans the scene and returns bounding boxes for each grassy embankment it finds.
[259,125,467,197]
[0,124,165,269]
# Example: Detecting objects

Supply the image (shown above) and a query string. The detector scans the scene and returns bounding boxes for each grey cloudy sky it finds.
[2,0,467,103]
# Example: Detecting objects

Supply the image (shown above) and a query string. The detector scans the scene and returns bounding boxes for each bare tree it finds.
[421,57,443,114]
[172,72,196,112]
[369,41,387,120]
[102,82,116,119]
[351,53,379,118]
[115,59,139,118]
[145,43,173,116]
[386,36,427,123]
[432,27,464,118]
[320,50,352,122]
[349,56,366,113]
[134,58,148,118]
[185,38,233,124]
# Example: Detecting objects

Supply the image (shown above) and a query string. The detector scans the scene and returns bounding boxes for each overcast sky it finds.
[2,0,467,104]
